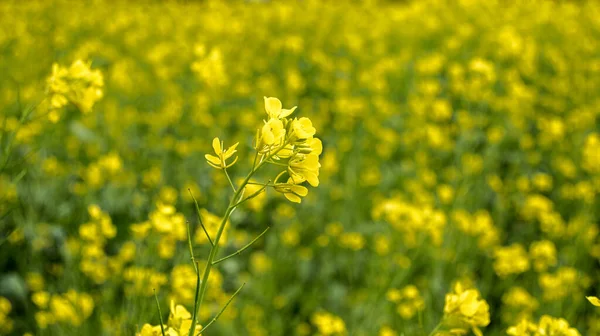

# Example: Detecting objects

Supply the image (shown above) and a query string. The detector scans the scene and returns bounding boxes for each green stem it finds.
[231,180,271,208]
[223,166,236,192]
[212,227,270,265]
[188,189,214,246]
[188,145,284,336]
[154,289,166,336]
[196,283,245,335]
[428,322,443,336]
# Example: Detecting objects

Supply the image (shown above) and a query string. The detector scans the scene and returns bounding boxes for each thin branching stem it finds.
[188,144,288,336]
[188,189,214,246]
[186,222,198,273]
[196,283,245,336]
[187,222,202,331]
[223,166,236,192]
[231,180,271,208]
[246,181,276,187]
[212,227,270,265]
[265,160,287,167]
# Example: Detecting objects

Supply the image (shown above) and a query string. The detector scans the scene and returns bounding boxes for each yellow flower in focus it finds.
[205,137,239,169]
[289,117,316,142]
[273,180,309,203]
[167,301,201,335]
[288,153,321,187]
[264,96,296,119]
[260,118,285,146]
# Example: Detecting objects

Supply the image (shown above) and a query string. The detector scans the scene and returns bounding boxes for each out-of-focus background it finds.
[0,0,599,335]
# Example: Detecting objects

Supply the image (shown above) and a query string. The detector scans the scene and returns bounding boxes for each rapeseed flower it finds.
[442,282,490,336]
[205,137,239,169]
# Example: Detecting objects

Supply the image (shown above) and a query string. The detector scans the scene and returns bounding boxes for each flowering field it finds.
[1,0,600,335]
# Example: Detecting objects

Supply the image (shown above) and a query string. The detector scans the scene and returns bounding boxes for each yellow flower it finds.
[264,96,296,119]
[442,282,490,336]
[137,324,169,336]
[169,300,192,325]
[168,301,202,335]
[508,315,581,336]
[289,117,316,141]
[260,118,286,146]
[507,319,537,335]
[273,180,309,203]
[205,137,239,169]
[529,240,557,272]
[288,152,321,187]
[311,311,346,335]
[46,59,104,117]
[493,244,530,277]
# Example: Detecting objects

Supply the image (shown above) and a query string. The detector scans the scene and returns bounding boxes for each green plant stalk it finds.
[188,146,285,336]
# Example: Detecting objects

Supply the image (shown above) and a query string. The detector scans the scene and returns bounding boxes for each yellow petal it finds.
[174,304,191,319]
[279,106,297,118]
[264,96,282,119]
[261,123,275,145]
[306,173,319,187]
[223,142,239,158]
[291,185,309,196]
[212,137,221,154]
[205,154,221,166]
[284,192,302,203]
[311,138,323,155]
[587,296,600,307]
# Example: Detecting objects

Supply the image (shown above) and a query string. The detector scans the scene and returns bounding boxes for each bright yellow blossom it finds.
[264,96,297,120]
[205,137,239,169]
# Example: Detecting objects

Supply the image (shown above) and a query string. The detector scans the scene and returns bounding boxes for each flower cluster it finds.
[386,285,425,320]
[33,290,94,329]
[259,97,322,203]
[76,204,118,283]
[311,311,347,336]
[205,97,322,203]
[507,315,581,336]
[493,244,531,278]
[501,287,539,325]
[45,59,104,121]
[439,282,490,336]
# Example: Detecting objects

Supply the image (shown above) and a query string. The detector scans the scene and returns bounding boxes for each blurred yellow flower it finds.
[442,282,490,336]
